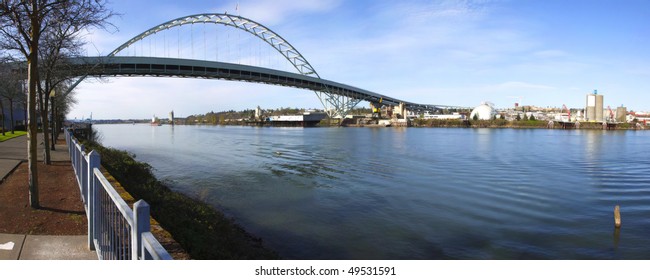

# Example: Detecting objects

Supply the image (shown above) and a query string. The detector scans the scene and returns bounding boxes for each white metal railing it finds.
[65,128,172,260]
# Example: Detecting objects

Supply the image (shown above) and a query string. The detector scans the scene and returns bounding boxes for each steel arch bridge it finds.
[69,13,460,116]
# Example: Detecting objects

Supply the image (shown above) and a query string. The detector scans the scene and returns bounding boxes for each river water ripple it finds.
[96,124,650,259]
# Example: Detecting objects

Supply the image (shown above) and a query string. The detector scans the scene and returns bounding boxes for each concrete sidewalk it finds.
[0,134,70,181]
[0,233,96,260]
[0,133,96,260]
[0,159,21,182]
[0,135,26,181]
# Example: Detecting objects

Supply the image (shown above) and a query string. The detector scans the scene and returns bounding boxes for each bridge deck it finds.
[67,56,460,112]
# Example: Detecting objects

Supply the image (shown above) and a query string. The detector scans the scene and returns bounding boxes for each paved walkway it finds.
[0,234,96,260]
[0,133,97,260]
[0,135,25,182]
[0,134,70,180]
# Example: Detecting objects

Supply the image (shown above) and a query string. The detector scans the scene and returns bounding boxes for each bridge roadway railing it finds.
[66,56,451,109]
[67,56,399,104]
[65,128,173,260]
[45,56,464,115]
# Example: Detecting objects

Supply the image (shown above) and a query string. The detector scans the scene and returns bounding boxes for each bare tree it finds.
[0,0,114,208]
[0,91,4,136]
[0,59,26,135]
[37,1,114,163]
[0,68,5,135]
[50,79,78,143]
[0,1,43,207]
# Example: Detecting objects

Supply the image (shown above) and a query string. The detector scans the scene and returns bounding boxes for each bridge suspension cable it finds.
[70,14,476,116]
[105,13,363,117]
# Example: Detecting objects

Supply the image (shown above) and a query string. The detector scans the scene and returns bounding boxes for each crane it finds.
[562,104,571,122]
[607,106,615,123]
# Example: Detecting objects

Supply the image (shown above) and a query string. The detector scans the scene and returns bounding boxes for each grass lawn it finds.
[0,131,27,142]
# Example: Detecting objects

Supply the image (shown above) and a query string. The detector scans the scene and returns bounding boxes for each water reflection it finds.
[169,125,175,144]
[583,130,604,162]
[474,128,494,157]
[613,227,620,250]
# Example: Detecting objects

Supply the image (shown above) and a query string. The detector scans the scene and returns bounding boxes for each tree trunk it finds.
[40,93,51,164]
[9,99,14,134]
[27,0,40,209]
[28,61,39,208]
[0,99,5,136]
[53,107,61,144]
[23,101,26,130]
[51,101,56,151]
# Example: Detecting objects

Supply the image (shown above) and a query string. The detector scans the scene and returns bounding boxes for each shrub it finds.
[83,140,278,259]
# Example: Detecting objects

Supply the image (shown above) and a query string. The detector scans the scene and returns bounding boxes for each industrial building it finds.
[266,111,327,127]
[585,90,604,122]
[615,106,627,122]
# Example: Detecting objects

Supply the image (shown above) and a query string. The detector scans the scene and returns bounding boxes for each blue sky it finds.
[69,0,650,119]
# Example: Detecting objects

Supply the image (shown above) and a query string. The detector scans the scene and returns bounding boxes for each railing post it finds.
[87,151,101,251]
[70,139,75,173]
[70,142,77,173]
[133,200,151,260]
[93,170,102,259]
[81,153,86,201]
[79,144,85,186]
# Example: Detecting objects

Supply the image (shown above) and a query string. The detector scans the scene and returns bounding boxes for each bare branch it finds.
[0,0,115,205]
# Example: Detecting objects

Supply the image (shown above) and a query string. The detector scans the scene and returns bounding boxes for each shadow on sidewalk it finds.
[37,206,85,216]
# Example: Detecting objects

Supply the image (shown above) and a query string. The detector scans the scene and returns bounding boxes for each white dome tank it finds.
[470,103,496,120]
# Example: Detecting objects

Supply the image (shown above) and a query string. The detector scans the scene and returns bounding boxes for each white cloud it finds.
[388,0,489,25]
[216,0,341,25]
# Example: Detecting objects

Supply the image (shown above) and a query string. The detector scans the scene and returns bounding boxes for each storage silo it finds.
[595,94,604,122]
[469,103,496,120]
[586,93,596,121]
[616,106,627,122]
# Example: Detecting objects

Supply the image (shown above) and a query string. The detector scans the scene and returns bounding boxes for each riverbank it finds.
[173,118,644,130]
[411,119,641,129]
[0,135,190,259]
[82,139,279,260]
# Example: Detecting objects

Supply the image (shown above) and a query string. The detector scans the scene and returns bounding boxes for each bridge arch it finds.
[110,14,316,77]
[106,13,361,117]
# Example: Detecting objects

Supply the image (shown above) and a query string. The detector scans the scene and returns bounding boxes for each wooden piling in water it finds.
[614,205,621,228]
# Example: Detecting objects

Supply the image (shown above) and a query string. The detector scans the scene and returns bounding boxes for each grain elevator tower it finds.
[585,90,604,122]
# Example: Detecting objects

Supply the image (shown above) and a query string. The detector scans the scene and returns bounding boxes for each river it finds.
[94,124,650,259]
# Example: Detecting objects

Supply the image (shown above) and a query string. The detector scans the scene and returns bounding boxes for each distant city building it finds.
[630,111,650,124]
[1,103,26,130]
